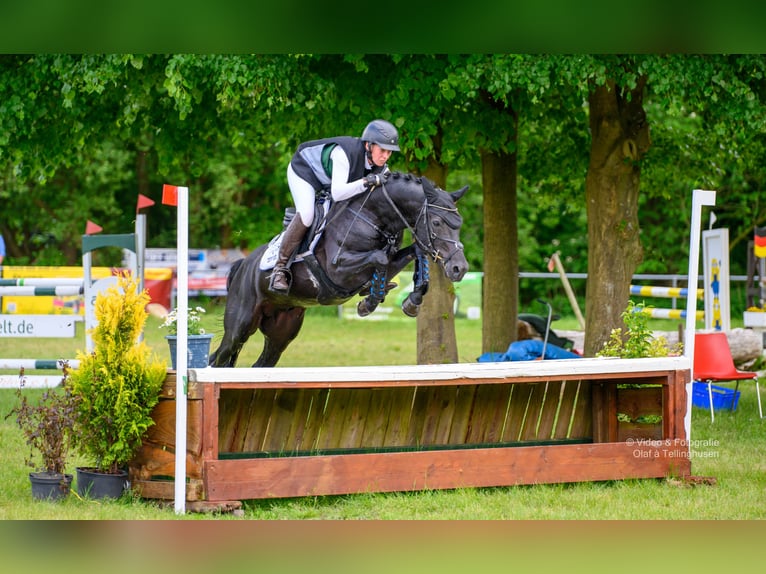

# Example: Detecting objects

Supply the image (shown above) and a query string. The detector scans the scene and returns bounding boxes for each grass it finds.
[1,302,765,520]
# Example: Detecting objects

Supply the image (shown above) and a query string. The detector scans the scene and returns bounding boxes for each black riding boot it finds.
[270,216,309,293]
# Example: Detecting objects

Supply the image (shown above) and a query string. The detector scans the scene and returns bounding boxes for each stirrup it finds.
[269,266,292,293]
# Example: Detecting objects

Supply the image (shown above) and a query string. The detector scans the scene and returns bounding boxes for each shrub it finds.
[68,273,167,474]
[598,301,683,358]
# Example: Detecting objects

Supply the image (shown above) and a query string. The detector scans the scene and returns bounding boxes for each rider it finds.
[269,119,401,293]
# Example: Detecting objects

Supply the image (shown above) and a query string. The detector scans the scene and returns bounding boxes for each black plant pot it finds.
[29,472,73,501]
[76,467,129,500]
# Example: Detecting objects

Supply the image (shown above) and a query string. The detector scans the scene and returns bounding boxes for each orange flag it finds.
[85,220,103,235]
[162,184,179,207]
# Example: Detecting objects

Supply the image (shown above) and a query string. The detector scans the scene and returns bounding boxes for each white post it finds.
[174,186,189,515]
[684,189,716,442]
[136,213,147,297]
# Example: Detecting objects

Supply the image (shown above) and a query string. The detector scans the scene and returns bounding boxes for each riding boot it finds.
[270,215,309,293]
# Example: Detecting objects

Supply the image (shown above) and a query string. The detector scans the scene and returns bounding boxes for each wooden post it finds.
[550,252,586,330]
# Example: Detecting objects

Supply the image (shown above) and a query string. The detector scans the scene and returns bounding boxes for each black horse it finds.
[209,171,469,368]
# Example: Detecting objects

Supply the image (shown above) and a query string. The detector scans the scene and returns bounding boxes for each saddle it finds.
[259,194,332,272]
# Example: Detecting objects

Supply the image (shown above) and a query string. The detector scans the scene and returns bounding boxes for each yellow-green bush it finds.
[68,273,166,474]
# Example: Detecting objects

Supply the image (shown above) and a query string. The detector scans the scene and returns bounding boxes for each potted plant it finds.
[5,378,79,500]
[159,304,213,369]
[67,273,166,499]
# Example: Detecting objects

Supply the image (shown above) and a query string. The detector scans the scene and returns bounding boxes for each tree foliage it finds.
[3,54,766,359]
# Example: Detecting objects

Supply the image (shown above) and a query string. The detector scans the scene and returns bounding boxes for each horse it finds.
[209,171,469,368]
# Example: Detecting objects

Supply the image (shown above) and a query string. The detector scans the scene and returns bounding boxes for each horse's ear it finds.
[450,185,469,203]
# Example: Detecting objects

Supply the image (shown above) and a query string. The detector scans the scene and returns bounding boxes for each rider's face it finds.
[368,143,393,167]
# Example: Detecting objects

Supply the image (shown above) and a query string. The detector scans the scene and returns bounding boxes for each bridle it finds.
[378,182,464,265]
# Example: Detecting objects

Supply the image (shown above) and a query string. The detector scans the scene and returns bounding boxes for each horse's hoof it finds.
[357,299,377,317]
[401,298,420,317]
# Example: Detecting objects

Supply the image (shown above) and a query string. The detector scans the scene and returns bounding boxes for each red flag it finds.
[755,227,766,258]
[547,256,555,272]
[85,220,103,235]
[136,193,155,212]
[162,184,178,207]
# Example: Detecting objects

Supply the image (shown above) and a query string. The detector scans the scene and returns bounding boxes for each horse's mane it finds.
[390,172,463,229]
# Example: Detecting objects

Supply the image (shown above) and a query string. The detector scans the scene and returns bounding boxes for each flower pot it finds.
[165,334,214,369]
[76,467,129,500]
[29,471,73,501]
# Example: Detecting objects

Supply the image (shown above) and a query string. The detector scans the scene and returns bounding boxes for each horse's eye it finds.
[432,219,442,227]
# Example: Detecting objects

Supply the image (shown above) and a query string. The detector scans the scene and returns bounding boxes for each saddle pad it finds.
[259,198,330,271]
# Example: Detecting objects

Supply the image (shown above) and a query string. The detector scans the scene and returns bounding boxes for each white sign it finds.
[0,315,76,338]
[703,228,730,331]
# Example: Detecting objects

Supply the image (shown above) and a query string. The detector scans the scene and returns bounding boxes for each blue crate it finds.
[692,382,741,411]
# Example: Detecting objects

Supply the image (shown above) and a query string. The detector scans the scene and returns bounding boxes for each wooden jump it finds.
[129,357,692,504]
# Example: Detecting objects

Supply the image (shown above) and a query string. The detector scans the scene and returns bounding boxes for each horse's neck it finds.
[366,181,424,232]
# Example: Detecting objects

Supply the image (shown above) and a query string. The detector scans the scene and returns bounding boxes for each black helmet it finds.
[361,119,400,151]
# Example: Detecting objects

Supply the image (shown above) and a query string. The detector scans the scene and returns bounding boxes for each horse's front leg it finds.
[357,245,419,317]
[400,248,430,317]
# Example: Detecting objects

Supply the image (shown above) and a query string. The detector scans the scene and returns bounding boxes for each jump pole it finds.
[684,189,716,443]
[162,184,188,516]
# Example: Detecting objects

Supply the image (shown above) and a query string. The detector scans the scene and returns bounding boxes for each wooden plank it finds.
[617,387,663,442]
[161,372,203,400]
[238,389,277,453]
[201,382,218,463]
[553,380,580,440]
[143,399,203,455]
[382,387,415,447]
[359,388,395,448]
[535,381,564,441]
[501,384,533,443]
[284,389,324,453]
[336,388,373,449]
[300,389,331,452]
[217,389,249,453]
[260,389,299,453]
[466,383,512,444]
[519,382,549,441]
[314,389,352,450]
[203,441,691,501]
[190,356,691,386]
[405,386,429,446]
[568,381,592,439]
[129,441,203,480]
[131,478,205,501]
[447,385,477,444]
[430,386,461,445]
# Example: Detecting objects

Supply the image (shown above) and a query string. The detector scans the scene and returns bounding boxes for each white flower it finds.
[159,305,206,335]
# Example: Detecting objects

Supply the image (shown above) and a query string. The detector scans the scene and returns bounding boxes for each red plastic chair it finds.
[693,332,763,422]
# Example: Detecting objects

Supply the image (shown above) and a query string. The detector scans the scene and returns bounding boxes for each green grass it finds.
[1,302,765,519]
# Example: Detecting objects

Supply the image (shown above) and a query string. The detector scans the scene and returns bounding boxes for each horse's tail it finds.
[227,258,245,290]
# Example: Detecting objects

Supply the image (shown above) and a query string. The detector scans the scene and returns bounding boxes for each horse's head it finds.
[417,178,469,282]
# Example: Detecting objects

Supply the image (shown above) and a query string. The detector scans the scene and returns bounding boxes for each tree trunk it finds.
[584,78,651,356]
[480,146,519,355]
[416,160,460,364]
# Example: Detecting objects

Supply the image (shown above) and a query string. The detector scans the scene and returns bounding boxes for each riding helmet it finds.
[361,119,400,151]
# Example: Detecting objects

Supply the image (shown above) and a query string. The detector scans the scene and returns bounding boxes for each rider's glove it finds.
[363,168,390,190]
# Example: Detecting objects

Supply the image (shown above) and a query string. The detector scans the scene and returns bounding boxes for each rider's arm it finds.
[328,146,368,202]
